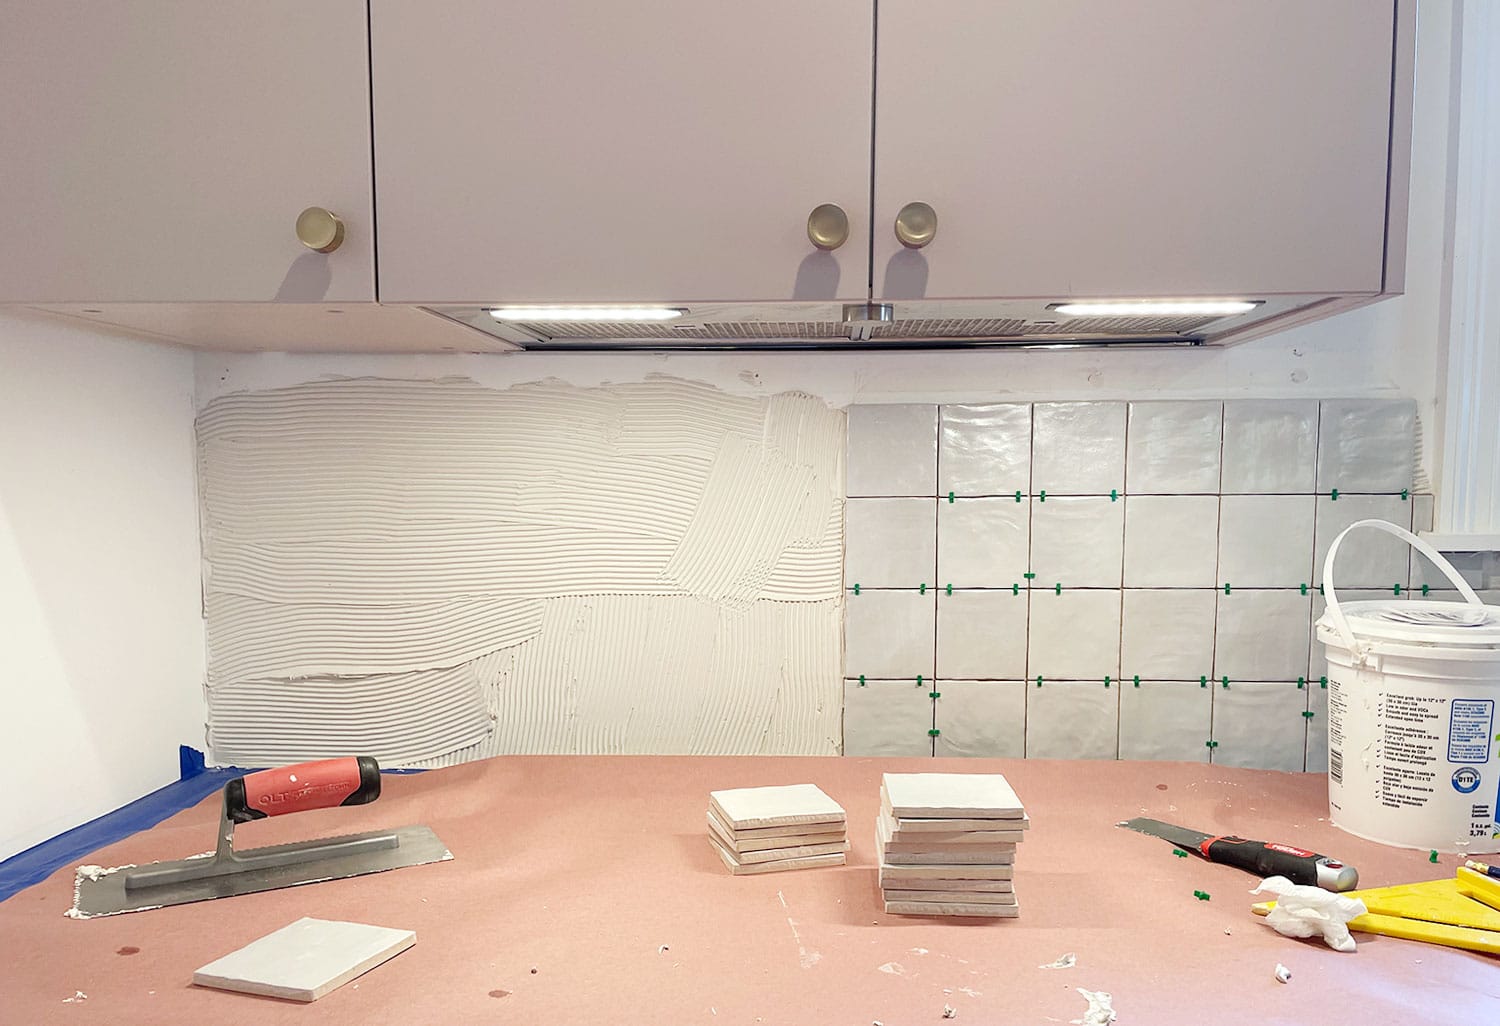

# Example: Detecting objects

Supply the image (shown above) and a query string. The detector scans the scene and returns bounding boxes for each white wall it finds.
[0,311,204,859]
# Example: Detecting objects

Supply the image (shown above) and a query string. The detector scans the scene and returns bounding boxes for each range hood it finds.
[425,294,1366,351]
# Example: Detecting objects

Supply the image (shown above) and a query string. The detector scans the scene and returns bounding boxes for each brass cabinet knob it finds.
[894,201,937,249]
[296,207,345,253]
[806,203,850,251]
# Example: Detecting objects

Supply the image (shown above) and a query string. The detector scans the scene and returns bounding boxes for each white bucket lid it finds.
[1318,599,1500,648]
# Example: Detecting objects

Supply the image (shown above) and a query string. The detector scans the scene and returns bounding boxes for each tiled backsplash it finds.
[840,398,1473,772]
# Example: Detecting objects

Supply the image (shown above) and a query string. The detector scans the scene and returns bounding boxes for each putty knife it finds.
[70,757,451,918]
[1118,816,1358,891]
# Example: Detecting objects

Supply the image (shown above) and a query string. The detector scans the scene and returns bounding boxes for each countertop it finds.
[2,755,1497,1024]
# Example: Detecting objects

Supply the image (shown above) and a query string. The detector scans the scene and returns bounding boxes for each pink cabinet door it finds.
[873,0,1398,302]
[370,0,873,304]
[0,2,375,303]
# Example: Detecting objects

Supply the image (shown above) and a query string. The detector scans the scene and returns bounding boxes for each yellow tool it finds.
[1252,867,1500,956]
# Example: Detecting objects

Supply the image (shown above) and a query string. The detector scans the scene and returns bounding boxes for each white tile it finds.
[1031,402,1126,495]
[1312,494,1414,587]
[1305,681,1328,773]
[1211,682,1308,772]
[1309,589,1391,680]
[1118,680,1212,763]
[1213,589,1311,681]
[1122,495,1218,588]
[933,682,1026,758]
[938,497,1031,587]
[1119,590,1216,680]
[936,590,1027,679]
[1026,681,1119,759]
[192,918,416,1003]
[882,772,1025,816]
[1316,399,1417,493]
[709,784,845,829]
[845,498,936,589]
[847,404,937,497]
[939,404,1031,496]
[843,680,933,756]
[1028,589,1121,679]
[1221,399,1319,494]
[845,590,935,679]
[1125,401,1222,493]
[1217,495,1316,588]
[1030,496,1125,588]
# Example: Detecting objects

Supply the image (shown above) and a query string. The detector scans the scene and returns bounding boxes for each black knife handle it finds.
[1203,836,1358,891]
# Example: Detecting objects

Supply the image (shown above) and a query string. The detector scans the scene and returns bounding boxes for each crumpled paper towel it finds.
[1251,876,1367,952]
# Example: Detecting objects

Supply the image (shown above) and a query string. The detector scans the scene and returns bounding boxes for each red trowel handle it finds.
[224,756,381,823]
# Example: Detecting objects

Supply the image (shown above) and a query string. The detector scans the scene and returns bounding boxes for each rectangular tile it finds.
[842,679,933,757]
[936,593,1027,679]
[882,772,1025,818]
[1312,494,1414,588]
[1316,399,1416,493]
[1031,402,1126,495]
[708,783,846,829]
[883,889,1018,905]
[1221,399,1319,493]
[1214,589,1311,681]
[844,590,935,678]
[193,918,415,1003]
[1118,680,1211,763]
[1122,495,1219,587]
[938,497,1031,587]
[1119,590,1216,680]
[1210,681,1308,772]
[939,403,1031,496]
[1126,401,1223,493]
[876,863,1015,882]
[1218,494,1316,588]
[1025,680,1119,759]
[1028,590,1121,679]
[1030,496,1125,587]
[847,404,937,497]
[933,681,1026,758]
[710,840,847,875]
[882,899,1020,917]
[845,498,936,589]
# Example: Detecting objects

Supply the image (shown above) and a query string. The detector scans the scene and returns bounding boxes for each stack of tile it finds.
[877,772,1028,917]
[707,783,849,875]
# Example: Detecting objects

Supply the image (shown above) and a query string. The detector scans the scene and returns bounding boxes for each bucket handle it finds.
[1323,518,1484,657]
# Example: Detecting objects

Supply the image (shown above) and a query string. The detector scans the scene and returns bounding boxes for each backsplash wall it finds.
[842,399,1441,772]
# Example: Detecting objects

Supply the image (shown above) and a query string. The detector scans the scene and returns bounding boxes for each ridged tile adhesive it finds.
[196,377,844,765]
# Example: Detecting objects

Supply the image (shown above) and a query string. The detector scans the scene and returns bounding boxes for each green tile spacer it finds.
[929,691,941,699]
[945,583,953,596]
[1222,676,1230,689]
[858,675,866,686]
[1039,490,1047,502]
[1422,584,1430,596]
[1205,740,1219,749]
[1055,582,1063,594]
[1331,488,1340,500]
[916,674,924,686]
[948,491,955,503]
[1300,583,1308,595]
[919,583,927,594]
[853,583,860,595]
[1024,572,1037,580]
[1303,710,1315,719]
[1394,583,1403,596]
[929,728,941,737]
[1319,583,1324,596]
[1200,675,1208,688]
[1133,675,1141,688]
[1194,890,1211,901]
[1015,490,1023,503]
[1223,583,1232,595]
[1320,676,1328,689]
[1172,848,1189,858]
[1402,489,1409,500]
[1036,676,1044,687]
[1430,850,1439,864]
[1012,583,1020,595]
[1298,677,1306,688]
[1104,676,1112,688]
[1110,489,1119,501]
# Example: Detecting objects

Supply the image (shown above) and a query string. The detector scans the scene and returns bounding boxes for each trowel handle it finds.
[225,756,381,823]
[1203,836,1359,892]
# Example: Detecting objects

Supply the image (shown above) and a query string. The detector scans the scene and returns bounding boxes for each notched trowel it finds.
[70,757,451,919]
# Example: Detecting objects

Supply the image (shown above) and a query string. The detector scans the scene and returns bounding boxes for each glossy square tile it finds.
[843,679,933,756]
[1221,399,1318,494]
[933,681,1026,758]
[1309,589,1395,680]
[939,404,1031,497]
[938,497,1030,588]
[1305,681,1329,773]
[1031,402,1126,495]
[1030,496,1125,588]
[1122,495,1218,587]
[1213,589,1311,681]
[1312,494,1413,587]
[1026,681,1119,759]
[1316,399,1417,493]
[936,590,1028,679]
[1217,495,1316,588]
[846,404,938,497]
[845,498,936,589]
[844,590,935,679]
[1028,589,1121,679]
[1119,681,1212,763]
[1210,682,1308,772]
[1119,590,1216,680]
[1125,401,1222,493]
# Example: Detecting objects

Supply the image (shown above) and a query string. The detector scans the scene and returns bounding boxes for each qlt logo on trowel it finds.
[258,781,351,808]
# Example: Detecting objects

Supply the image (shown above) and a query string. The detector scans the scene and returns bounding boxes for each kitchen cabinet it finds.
[0,1,375,304]
[369,0,874,305]
[873,0,1399,301]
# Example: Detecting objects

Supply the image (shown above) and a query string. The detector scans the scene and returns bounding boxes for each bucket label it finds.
[1448,699,1495,763]
[1452,767,1482,794]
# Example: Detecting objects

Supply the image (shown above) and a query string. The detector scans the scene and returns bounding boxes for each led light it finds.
[1052,300,1257,318]
[489,306,685,323]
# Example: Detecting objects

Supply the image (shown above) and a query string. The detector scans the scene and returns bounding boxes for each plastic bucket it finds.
[1317,519,1500,853]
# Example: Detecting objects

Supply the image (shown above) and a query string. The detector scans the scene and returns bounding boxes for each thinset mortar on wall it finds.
[196,376,844,765]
